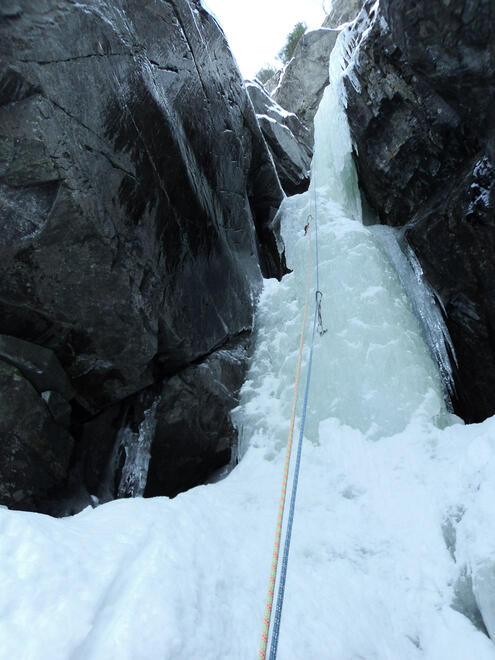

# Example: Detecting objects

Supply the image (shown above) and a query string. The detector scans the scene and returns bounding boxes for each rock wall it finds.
[343,0,495,422]
[246,80,312,195]
[273,28,339,142]
[0,0,287,512]
[323,0,363,28]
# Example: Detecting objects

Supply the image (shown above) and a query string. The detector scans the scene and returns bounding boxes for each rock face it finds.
[0,359,73,512]
[0,335,75,511]
[343,0,495,422]
[145,335,251,498]
[273,29,339,141]
[73,333,252,508]
[323,0,364,28]
[264,70,281,96]
[246,80,312,195]
[0,0,287,512]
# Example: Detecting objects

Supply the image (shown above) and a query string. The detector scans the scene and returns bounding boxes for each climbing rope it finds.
[258,175,324,659]
[258,217,313,660]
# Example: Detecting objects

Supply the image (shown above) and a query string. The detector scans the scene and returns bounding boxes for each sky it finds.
[201,0,328,79]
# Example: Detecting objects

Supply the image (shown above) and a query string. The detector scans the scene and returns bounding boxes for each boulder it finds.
[70,333,252,508]
[343,0,495,422]
[77,333,251,504]
[0,0,288,512]
[145,334,252,498]
[0,335,75,511]
[273,29,339,141]
[0,334,74,400]
[246,80,312,195]
[0,359,73,511]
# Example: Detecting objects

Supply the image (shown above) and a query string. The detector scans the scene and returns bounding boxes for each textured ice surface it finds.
[372,224,456,406]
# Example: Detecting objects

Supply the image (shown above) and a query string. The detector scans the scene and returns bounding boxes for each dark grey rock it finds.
[343,0,495,422]
[145,333,252,498]
[0,334,74,401]
[77,333,251,503]
[0,0,286,413]
[0,2,22,18]
[273,28,339,141]
[246,80,312,195]
[75,331,251,503]
[0,0,289,511]
[0,359,73,511]
[77,401,124,499]
[41,390,72,427]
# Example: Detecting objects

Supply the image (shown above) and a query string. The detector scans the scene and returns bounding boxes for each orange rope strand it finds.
[258,222,312,659]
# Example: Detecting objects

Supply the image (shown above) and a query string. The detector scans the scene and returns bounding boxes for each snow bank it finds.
[1,415,495,658]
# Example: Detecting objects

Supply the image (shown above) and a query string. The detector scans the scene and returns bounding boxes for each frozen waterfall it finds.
[237,32,454,450]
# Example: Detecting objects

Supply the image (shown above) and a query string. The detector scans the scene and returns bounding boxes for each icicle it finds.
[117,399,160,498]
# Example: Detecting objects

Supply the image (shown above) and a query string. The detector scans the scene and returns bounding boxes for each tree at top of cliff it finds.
[278,22,307,64]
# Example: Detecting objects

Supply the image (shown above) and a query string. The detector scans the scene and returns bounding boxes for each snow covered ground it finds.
[2,413,495,659]
[2,28,495,660]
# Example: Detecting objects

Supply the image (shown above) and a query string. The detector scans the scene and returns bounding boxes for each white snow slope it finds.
[2,28,495,660]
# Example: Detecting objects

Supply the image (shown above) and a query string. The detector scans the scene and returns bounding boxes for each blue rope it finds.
[314,177,320,293]
[268,180,321,659]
